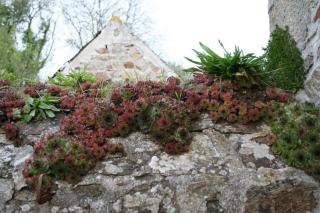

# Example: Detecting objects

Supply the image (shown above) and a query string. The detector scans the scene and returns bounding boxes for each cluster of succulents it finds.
[0,87,24,122]
[0,81,24,146]
[265,88,289,103]
[270,102,320,176]
[187,74,283,125]
[24,83,46,98]
[1,72,295,204]
[3,122,20,146]
[22,81,125,203]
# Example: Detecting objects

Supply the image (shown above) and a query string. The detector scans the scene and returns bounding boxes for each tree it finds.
[0,0,54,82]
[61,0,153,50]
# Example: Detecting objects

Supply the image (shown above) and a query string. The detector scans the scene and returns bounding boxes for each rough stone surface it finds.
[0,179,14,210]
[59,17,176,82]
[269,0,320,104]
[0,116,320,212]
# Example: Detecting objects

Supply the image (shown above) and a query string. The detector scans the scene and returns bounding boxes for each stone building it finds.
[268,0,320,104]
[58,16,176,82]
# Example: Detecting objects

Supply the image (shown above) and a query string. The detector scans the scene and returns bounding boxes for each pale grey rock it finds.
[13,145,33,191]
[0,134,10,145]
[192,114,214,131]
[236,134,275,160]
[1,119,320,212]
[0,145,14,178]
[20,204,31,212]
[51,206,60,213]
[149,155,195,174]
[13,145,33,168]
[101,162,124,175]
[13,170,26,191]
[0,179,14,209]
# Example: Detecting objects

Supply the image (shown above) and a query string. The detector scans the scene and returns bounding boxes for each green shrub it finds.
[48,70,96,88]
[263,26,305,92]
[184,41,265,88]
[23,95,60,123]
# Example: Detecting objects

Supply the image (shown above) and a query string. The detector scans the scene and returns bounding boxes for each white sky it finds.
[40,0,270,80]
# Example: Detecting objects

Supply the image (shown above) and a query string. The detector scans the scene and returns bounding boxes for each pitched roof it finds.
[58,16,176,82]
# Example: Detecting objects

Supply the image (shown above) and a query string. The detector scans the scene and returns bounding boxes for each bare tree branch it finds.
[61,0,155,50]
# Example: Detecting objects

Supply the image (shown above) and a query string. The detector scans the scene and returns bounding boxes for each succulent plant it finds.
[174,127,192,145]
[137,105,157,133]
[304,130,320,144]
[227,113,238,123]
[3,122,20,146]
[310,144,320,160]
[300,114,317,129]
[288,149,311,167]
[211,111,219,123]
[100,110,117,129]
[164,142,188,155]
[60,95,76,110]
[248,108,260,122]
[116,121,131,137]
[278,128,301,149]
[44,137,68,154]
[218,105,229,119]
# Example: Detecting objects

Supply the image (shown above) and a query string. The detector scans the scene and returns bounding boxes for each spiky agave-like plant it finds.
[184,41,265,88]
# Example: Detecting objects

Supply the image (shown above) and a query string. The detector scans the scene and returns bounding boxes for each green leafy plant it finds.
[23,95,60,122]
[48,70,96,88]
[185,41,265,87]
[264,26,305,92]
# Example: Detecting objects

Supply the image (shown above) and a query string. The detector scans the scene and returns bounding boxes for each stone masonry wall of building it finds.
[60,18,176,82]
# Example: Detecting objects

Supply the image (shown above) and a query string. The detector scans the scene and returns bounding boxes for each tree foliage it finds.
[0,0,52,82]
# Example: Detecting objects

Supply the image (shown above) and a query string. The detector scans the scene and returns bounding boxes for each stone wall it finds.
[268,0,320,104]
[1,115,320,212]
[59,17,176,82]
